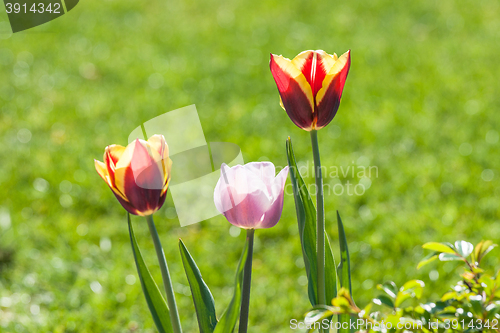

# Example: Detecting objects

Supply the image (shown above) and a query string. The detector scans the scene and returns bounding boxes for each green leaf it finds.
[475,240,497,263]
[305,308,336,333]
[481,243,498,259]
[377,281,397,299]
[438,253,463,261]
[454,240,473,258]
[395,280,425,307]
[128,214,173,333]
[213,235,250,333]
[417,253,439,270]
[337,212,354,333]
[337,212,352,296]
[286,137,337,306]
[373,295,394,308]
[325,235,337,307]
[179,240,217,333]
[422,242,456,254]
[400,280,425,298]
[474,240,484,262]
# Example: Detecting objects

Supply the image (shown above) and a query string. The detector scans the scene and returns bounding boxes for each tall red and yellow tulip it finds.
[95,135,182,333]
[270,49,350,131]
[270,49,351,313]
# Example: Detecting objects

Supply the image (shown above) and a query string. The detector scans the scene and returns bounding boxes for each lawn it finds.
[1,0,499,332]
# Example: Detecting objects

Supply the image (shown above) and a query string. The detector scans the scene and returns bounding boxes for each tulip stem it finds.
[310,130,326,308]
[145,214,183,333]
[239,228,255,333]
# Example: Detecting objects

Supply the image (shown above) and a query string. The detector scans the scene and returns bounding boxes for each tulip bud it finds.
[270,49,351,131]
[95,135,172,216]
[214,162,289,229]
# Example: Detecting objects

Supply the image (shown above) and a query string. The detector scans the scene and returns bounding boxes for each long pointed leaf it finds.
[213,236,250,333]
[179,239,218,333]
[337,211,353,333]
[128,214,173,333]
[286,137,337,306]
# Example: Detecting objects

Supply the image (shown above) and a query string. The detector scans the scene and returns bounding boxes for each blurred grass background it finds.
[1,0,500,331]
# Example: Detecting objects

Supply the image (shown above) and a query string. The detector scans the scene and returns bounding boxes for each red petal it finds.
[129,140,165,190]
[270,54,315,130]
[316,51,351,129]
[105,145,126,166]
[292,50,330,99]
[120,164,165,216]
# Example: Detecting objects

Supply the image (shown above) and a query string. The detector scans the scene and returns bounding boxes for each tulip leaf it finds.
[337,211,354,332]
[213,235,250,333]
[286,137,337,306]
[337,212,352,296]
[179,240,217,333]
[128,214,173,333]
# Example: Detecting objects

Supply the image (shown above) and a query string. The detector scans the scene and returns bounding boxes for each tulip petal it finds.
[220,187,271,229]
[315,50,351,129]
[218,164,272,204]
[113,140,165,215]
[147,134,169,160]
[258,190,284,229]
[104,145,127,189]
[258,166,289,229]
[160,158,172,196]
[104,144,126,166]
[146,135,172,195]
[95,159,111,186]
[118,163,165,216]
[112,191,141,215]
[270,54,315,130]
[214,164,273,228]
[242,162,276,197]
[115,139,165,192]
[95,159,130,202]
[270,166,289,199]
[291,50,336,98]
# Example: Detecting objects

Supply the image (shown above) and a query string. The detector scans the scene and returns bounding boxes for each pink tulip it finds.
[214,162,289,229]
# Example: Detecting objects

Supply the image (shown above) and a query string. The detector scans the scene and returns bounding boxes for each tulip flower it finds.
[214,162,289,229]
[94,134,172,216]
[214,162,288,333]
[270,49,351,131]
[95,134,182,333]
[271,50,351,313]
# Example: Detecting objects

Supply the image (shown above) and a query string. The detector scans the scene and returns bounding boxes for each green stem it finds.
[238,229,255,333]
[145,215,183,333]
[310,130,326,307]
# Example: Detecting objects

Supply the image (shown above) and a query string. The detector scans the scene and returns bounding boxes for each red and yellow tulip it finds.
[270,49,351,131]
[95,135,172,216]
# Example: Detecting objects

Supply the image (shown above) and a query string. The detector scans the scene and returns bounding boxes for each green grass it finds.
[1,0,500,332]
